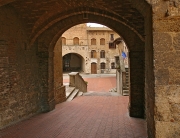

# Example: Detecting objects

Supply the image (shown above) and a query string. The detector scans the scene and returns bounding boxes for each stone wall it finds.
[0,6,41,129]
[59,24,91,73]
[153,28,180,137]
[144,1,180,137]
[87,27,121,72]
[60,24,125,74]
[62,45,89,73]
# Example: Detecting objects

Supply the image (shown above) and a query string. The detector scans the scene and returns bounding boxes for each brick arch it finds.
[30,7,145,45]
[35,1,152,119]
[0,0,16,6]
[47,13,145,52]
[29,0,151,41]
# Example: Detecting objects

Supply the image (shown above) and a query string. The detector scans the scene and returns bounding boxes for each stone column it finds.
[118,70,123,95]
[54,38,66,104]
[129,51,145,118]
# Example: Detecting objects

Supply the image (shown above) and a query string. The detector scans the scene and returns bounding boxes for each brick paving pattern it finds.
[0,96,147,138]
[63,75,116,92]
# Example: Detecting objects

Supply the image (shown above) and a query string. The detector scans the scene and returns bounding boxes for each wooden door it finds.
[91,62,97,74]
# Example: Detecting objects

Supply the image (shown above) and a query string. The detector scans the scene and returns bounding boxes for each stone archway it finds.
[36,11,149,119]
[62,53,85,73]
[1,0,180,137]
[0,1,156,137]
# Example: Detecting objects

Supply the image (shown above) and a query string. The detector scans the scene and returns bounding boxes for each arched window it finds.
[91,38,96,45]
[100,62,106,69]
[100,38,105,45]
[100,50,105,58]
[111,62,115,69]
[91,50,96,58]
[73,37,79,45]
[61,37,66,45]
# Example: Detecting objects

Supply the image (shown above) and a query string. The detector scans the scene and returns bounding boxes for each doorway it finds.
[91,62,97,74]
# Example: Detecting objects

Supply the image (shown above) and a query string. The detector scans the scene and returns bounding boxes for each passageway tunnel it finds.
[0,1,156,137]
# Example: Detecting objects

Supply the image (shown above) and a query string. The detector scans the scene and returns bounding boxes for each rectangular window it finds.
[100,38,105,45]
[91,39,96,45]
[110,34,114,41]
[100,51,105,58]
[109,42,116,49]
[100,63,105,69]
[91,50,96,58]
[111,63,115,69]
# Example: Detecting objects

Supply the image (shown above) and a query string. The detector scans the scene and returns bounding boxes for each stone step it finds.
[66,89,79,101]
[109,87,117,92]
[66,86,76,99]
[123,87,129,90]
[77,92,83,96]
[84,91,121,96]
[122,90,129,96]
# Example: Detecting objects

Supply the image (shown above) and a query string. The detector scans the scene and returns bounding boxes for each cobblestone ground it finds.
[0,96,147,138]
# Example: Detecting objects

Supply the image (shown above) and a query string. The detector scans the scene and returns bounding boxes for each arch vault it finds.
[1,1,180,137]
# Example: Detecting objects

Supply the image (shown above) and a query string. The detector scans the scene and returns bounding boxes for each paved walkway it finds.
[0,74,147,138]
[0,95,147,138]
[63,74,117,92]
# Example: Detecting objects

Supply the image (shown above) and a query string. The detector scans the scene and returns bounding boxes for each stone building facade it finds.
[0,1,180,137]
[57,24,128,74]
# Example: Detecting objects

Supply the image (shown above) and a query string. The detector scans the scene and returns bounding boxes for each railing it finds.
[69,72,87,92]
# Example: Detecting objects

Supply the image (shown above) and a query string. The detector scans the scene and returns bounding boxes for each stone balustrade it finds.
[69,72,87,92]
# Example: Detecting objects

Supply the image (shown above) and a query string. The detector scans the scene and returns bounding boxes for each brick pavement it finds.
[0,96,147,138]
[63,75,116,92]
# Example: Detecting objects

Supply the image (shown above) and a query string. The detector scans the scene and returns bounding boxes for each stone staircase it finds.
[122,68,129,96]
[65,85,83,101]
[64,72,87,101]
[109,87,117,93]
